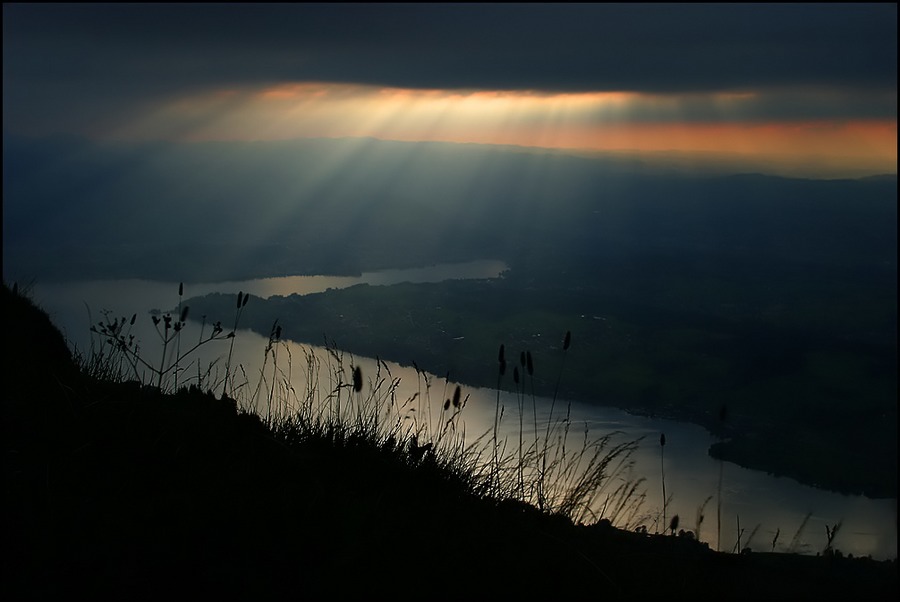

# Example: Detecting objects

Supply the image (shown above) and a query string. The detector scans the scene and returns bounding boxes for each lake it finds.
[27,261,897,561]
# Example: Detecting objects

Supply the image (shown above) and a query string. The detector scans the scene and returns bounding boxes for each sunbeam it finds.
[96,82,896,178]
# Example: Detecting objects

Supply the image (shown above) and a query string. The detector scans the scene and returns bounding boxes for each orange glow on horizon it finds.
[103,82,896,177]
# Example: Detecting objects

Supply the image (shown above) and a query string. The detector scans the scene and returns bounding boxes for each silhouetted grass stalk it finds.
[527,350,539,480]
[516,356,524,499]
[824,521,843,555]
[174,282,184,391]
[221,290,249,398]
[540,330,571,511]
[789,511,812,554]
[695,494,713,545]
[660,432,667,534]
[717,403,727,552]
[494,344,506,498]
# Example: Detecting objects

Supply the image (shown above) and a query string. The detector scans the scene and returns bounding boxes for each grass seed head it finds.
[353,365,363,392]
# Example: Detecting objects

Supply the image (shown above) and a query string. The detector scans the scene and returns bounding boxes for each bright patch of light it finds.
[102,82,896,178]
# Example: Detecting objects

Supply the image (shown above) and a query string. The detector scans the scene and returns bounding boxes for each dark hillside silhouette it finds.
[3,283,79,392]
[2,283,896,599]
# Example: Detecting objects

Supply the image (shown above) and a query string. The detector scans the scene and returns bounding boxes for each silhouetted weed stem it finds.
[743,523,761,554]
[85,306,136,381]
[221,290,249,398]
[252,320,284,424]
[526,350,538,464]
[88,285,230,393]
[540,330,571,511]
[174,282,186,391]
[147,286,194,389]
[155,312,172,390]
[695,494,713,545]
[824,521,843,555]
[660,432,667,534]
[494,343,506,497]
[269,322,283,417]
[789,511,813,554]
[513,351,525,499]
[717,403,727,551]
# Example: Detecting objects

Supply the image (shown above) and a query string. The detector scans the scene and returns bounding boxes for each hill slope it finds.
[2,283,896,600]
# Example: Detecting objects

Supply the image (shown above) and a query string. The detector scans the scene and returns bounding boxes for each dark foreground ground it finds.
[3,284,896,600]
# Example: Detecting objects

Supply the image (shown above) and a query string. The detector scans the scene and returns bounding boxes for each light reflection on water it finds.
[28,263,897,561]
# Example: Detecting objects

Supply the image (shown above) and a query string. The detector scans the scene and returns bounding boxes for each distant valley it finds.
[5,134,897,497]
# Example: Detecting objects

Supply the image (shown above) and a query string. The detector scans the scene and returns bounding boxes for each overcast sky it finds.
[3,3,897,174]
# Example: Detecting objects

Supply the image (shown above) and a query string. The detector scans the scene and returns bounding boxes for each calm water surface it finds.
[29,262,897,561]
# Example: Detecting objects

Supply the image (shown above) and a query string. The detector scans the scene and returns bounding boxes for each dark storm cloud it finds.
[3,3,896,133]
[5,3,897,91]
